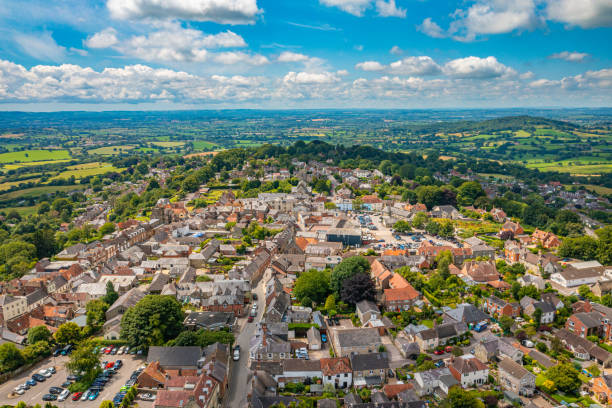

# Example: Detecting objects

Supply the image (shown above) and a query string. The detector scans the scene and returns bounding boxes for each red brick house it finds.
[565,312,602,338]
[483,296,520,317]
[382,284,421,312]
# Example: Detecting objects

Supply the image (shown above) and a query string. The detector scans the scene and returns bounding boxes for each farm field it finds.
[48,162,125,181]
[2,159,72,170]
[0,149,71,164]
[88,145,135,155]
[0,206,38,216]
[0,179,41,191]
[525,160,612,174]
[151,141,184,147]
[193,141,219,150]
[0,184,85,200]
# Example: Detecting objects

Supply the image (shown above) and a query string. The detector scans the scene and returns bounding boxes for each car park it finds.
[42,394,58,401]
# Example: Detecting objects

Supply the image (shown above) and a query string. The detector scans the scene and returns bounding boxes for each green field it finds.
[0,149,71,164]
[2,159,72,170]
[0,184,86,200]
[526,160,612,174]
[49,162,125,181]
[193,141,220,150]
[0,206,38,216]
[88,146,135,155]
[0,178,41,191]
[151,141,184,148]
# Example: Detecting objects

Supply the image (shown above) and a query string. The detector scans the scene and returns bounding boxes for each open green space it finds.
[49,162,125,181]
[88,145,135,155]
[0,184,85,200]
[0,149,71,164]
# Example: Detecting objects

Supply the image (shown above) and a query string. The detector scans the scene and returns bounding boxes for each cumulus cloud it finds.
[212,51,269,65]
[85,23,248,63]
[355,61,385,71]
[546,0,612,28]
[443,56,516,79]
[277,52,309,63]
[417,18,446,38]
[107,0,261,25]
[390,56,441,76]
[375,0,406,18]
[283,71,340,84]
[13,32,66,62]
[549,51,589,62]
[390,46,402,55]
[85,28,119,49]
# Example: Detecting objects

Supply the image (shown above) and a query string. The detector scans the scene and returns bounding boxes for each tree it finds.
[103,281,119,306]
[425,220,440,236]
[393,220,412,233]
[0,343,24,373]
[120,295,184,349]
[293,269,331,305]
[66,340,99,375]
[547,363,581,394]
[28,326,52,345]
[412,212,428,229]
[99,222,116,236]
[99,400,115,408]
[533,307,542,329]
[578,284,593,299]
[86,299,109,328]
[324,295,336,314]
[551,336,563,354]
[330,256,370,296]
[340,273,376,305]
[499,316,514,334]
[444,386,481,408]
[457,181,485,206]
[54,322,81,345]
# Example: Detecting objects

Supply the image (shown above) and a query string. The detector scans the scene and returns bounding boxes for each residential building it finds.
[448,355,489,387]
[320,357,352,389]
[498,357,536,397]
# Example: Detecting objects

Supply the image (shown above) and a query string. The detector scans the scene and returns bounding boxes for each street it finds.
[224,272,267,408]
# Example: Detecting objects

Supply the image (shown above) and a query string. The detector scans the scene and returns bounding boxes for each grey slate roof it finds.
[146,346,202,368]
[350,352,389,371]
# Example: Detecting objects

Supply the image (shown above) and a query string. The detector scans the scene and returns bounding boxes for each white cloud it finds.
[390,46,402,55]
[319,0,372,16]
[283,71,340,84]
[85,28,119,49]
[13,32,66,62]
[530,78,560,87]
[277,52,309,63]
[417,18,446,38]
[88,23,247,63]
[389,56,441,76]
[443,56,516,79]
[356,61,385,71]
[546,0,612,28]
[375,0,406,18]
[213,51,269,65]
[549,51,589,62]
[107,0,261,25]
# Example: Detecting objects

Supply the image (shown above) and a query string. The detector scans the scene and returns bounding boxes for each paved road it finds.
[225,273,267,408]
[0,353,148,408]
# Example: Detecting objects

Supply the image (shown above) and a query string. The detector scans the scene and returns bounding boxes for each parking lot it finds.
[0,352,151,408]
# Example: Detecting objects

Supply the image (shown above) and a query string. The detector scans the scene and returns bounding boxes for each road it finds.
[0,353,149,408]
[224,271,267,408]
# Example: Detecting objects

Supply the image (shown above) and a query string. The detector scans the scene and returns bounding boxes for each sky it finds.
[0,0,611,110]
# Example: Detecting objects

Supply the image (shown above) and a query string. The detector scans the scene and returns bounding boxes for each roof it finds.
[572,312,603,328]
[450,355,488,374]
[282,359,321,372]
[349,352,389,371]
[334,328,381,348]
[147,346,202,368]
[445,303,490,324]
[319,357,351,375]
[384,284,420,302]
[498,357,533,380]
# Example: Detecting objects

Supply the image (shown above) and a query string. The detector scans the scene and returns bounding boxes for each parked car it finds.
[81,390,91,401]
[88,390,100,400]
[32,374,46,382]
[252,293,258,301]
[321,334,327,343]
[42,394,58,401]
[13,386,25,395]
[387,369,394,378]
[140,393,156,401]
[72,392,83,401]
[233,346,240,361]
[434,361,445,368]
[26,379,37,387]
[49,387,64,394]
[433,350,444,355]
[58,389,71,401]
[115,359,123,368]
[39,369,52,378]
[247,315,254,323]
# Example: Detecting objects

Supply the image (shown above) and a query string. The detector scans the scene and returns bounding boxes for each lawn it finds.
[0,149,71,164]
[526,160,612,174]
[48,162,125,181]
[151,141,185,148]
[2,159,72,170]
[88,145,135,155]
[193,141,220,150]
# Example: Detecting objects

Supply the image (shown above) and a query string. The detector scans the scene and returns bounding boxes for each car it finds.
[89,390,100,400]
[42,394,58,401]
[104,347,112,354]
[81,390,91,401]
[49,387,64,394]
[115,359,123,368]
[32,374,46,382]
[105,361,115,369]
[124,346,130,354]
[13,386,25,395]
[252,293,258,301]
[26,379,37,387]
[247,315,254,323]
[445,346,453,353]
[321,334,327,343]
[39,369,52,378]
[388,369,395,378]
[111,347,118,355]
[58,389,71,401]
[140,393,156,401]
[433,350,444,355]
[470,349,475,354]
[72,392,83,401]
[21,382,30,390]
[125,379,136,388]
[61,381,73,388]
[434,361,445,368]
[53,348,62,357]
[233,346,240,361]
[118,346,124,355]
[48,366,56,374]
[67,374,79,381]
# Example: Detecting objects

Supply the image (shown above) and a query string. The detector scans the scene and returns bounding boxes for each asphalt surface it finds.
[0,352,149,408]
[224,273,266,408]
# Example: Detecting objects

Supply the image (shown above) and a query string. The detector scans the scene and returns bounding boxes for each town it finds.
[0,142,609,408]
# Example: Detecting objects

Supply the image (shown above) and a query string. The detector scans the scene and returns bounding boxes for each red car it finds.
[247,315,254,323]
[433,350,444,355]
[105,362,115,369]
[104,347,112,354]
[72,392,83,401]
[444,346,453,353]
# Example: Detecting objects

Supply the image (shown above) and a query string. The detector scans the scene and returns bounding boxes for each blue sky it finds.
[0,0,610,110]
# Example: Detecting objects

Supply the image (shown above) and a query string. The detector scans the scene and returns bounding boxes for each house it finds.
[430,205,461,219]
[593,280,612,298]
[350,352,389,388]
[414,322,467,351]
[443,303,490,326]
[383,284,421,312]
[517,274,545,290]
[448,355,489,387]
[249,325,291,361]
[523,301,555,324]
[498,357,536,397]
[462,260,499,283]
[551,266,603,289]
[155,373,219,408]
[556,329,612,366]
[307,326,322,351]
[183,312,236,331]
[565,312,602,338]
[474,337,523,364]
[356,300,381,325]
[330,328,382,357]
[491,208,507,222]
[147,346,203,370]
[501,221,524,236]
[541,293,564,310]
[361,195,384,211]
[483,296,520,318]
[414,368,459,397]
[593,375,612,404]
[531,229,561,249]
[320,357,352,389]
[275,359,322,388]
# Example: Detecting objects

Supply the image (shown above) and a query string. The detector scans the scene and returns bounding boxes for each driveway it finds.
[0,353,147,408]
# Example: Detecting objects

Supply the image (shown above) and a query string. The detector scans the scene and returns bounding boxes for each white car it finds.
[58,389,70,401]
[118,346,124,355]
[13,386,25,395]
[233,346,240,361]
[81,390,91,401]
[39,369,52,378]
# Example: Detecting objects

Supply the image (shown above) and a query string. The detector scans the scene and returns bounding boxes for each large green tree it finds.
[54,322,82,345]
[28,326,52,345]
[66,340,99,375]
[330,256,370,296]
[293,269,331,305]
[340,273,376,305]
[547,363,581,394]
[86,299,109,328]
[443,386,482,408]
[120,295,184,349]
[0,343,24,373]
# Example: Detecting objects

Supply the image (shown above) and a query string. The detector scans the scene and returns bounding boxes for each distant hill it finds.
[411,115,579,134]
